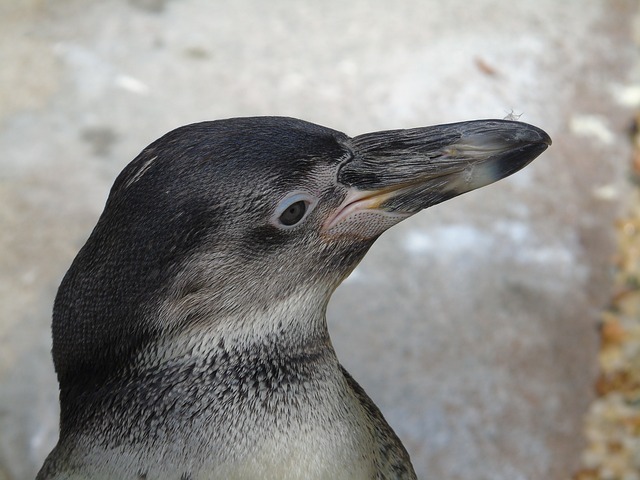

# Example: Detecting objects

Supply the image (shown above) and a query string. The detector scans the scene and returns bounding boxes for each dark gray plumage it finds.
[37,116,550,479]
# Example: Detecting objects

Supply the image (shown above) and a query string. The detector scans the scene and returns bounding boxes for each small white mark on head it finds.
[124,155,158,189]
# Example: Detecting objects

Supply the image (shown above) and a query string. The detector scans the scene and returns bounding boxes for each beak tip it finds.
[508,120,552,147]
[527,123,552,146]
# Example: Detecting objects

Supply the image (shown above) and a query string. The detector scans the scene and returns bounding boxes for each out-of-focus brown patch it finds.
[573,115,640,479]
[474,57,499,76]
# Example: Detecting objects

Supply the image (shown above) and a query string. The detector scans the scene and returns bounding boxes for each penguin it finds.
[37,116,550,479]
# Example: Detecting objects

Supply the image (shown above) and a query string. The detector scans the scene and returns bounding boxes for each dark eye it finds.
[272,192,317,229]
[279,200,307,226]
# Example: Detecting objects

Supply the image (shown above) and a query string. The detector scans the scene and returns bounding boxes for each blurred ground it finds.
[1,1,638,479]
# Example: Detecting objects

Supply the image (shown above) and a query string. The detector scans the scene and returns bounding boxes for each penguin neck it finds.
[153,288,336,368]
[59,289,340,436]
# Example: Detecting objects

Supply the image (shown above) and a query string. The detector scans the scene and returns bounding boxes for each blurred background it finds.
[1,0,638,479]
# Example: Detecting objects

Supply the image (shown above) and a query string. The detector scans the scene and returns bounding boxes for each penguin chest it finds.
[195,377,381,479]
[208,421,378,480]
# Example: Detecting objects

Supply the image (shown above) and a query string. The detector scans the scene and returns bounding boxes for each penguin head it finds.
[52,116,550,389]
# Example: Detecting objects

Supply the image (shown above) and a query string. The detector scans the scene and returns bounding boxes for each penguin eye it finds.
[273,192,317,229]
[279,201,307,226]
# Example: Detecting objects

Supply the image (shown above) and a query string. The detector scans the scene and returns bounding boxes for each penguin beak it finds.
[323,120,551,238]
